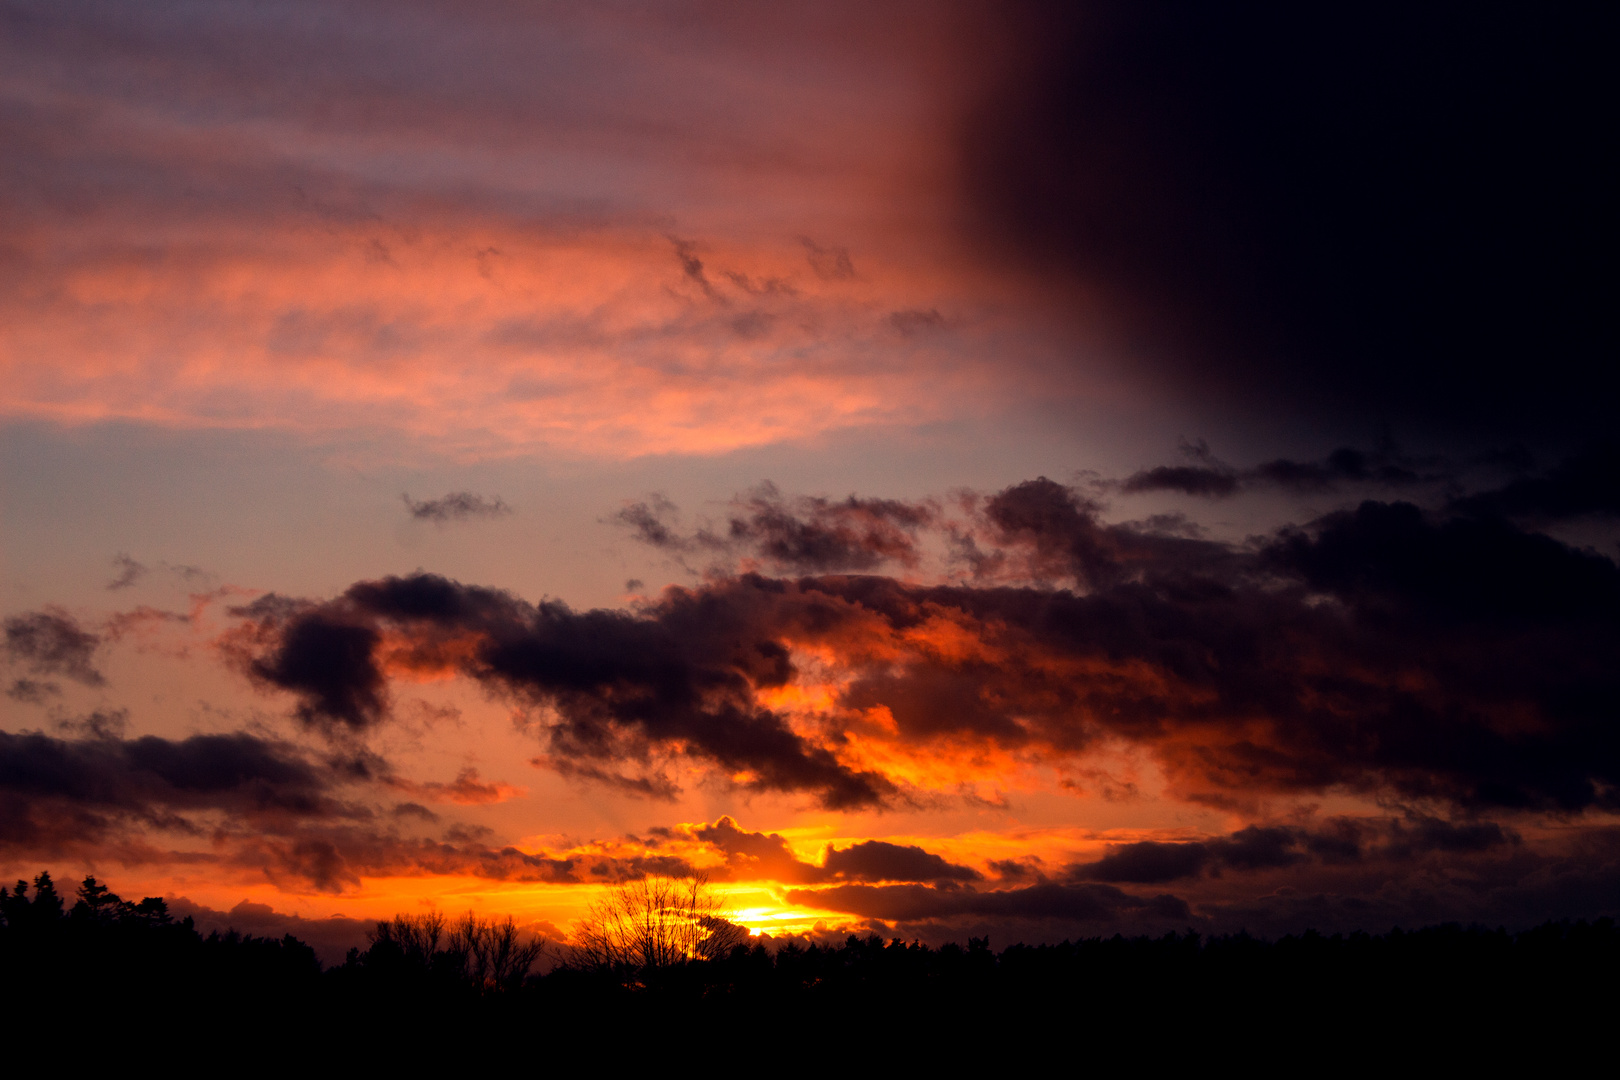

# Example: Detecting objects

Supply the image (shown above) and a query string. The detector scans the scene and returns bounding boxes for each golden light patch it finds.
[376,627,486,682]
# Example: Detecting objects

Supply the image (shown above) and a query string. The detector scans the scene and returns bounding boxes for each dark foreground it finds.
[4,872,1614,1064]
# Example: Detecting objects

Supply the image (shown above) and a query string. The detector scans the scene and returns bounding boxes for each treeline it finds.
[3,872,1615,1057]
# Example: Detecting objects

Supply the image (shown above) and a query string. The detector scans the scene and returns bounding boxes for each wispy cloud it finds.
[402,492,513,523]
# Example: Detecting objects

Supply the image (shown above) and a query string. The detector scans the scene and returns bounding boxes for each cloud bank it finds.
[234,464,1620,816]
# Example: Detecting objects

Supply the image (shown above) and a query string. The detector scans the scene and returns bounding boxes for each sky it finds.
[3,0,1617,957]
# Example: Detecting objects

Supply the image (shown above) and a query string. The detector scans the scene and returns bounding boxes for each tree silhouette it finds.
[571,873,748,982]
[452,912,545,992]
[367,910,545,994]
[0,873,63,933]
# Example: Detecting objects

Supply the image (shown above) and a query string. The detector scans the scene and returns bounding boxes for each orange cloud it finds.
[386,767,525,806]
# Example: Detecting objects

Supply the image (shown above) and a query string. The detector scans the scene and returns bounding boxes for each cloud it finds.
[724,485,936,572]
[232,466,1620,816]
[1071,826,1304,884]
[107,554,148,591]
[774,813,1558,939]
[386,767,525,805]
[823,840,982,884]
[1119,441,1434,499]
[0,728,344,854]
[0,4,1014,461]
[1452,444,1620,522]
[1382,816,1516,860]
[612,495,689,551]
[234,831,579,894]
[786,881,1190,925]
[6,679,61,705]
[691,817,979,884]
[231,574,895,808]
[55,708,131,741]
[693,817,821,883]
[1191,828,1618,938]
[1066,815,1521,887]
[670,237,717,298]
[238,602,387,732]
[1121,466,1240,499]
[165,896,374,965]
[1248,447,1424,493]
[0,726,585,893]
[402,493,513,523]
[3,608,105,687]
[888,308,945,336]
[1071,841,1213,885]
[615,485,938,572]
[211,445,1620,828]
[533,756,682,801]
[967,474,1237,588]
[800,238,856,281]
[1267,500,1620,625]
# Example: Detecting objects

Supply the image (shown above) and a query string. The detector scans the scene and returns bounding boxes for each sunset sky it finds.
[3,1,1615,958]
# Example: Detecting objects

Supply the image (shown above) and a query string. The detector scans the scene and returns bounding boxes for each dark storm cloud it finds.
[1119,441,1435,499]
[779,813,1585,940]
[960,2,1617,440]
[1383,816,1515,860]
[726,485,935,571]
[969,475,1238,588]
[233,574,894,809]
[823,841,982,884]
[401,492,513,523]
[1193,829,1619,938]
[0,728,341,852]
[3,609,104,686]
[241,605,386,732]
[1268,501,1620,624]
[1210,825,1309,871]
[0,725,581,891]
[859,481,1619,811]
[237,465,1620,815]
[1120,466,1240,499]
[1072,841,1212,885]
[1249,449,1419,493]
[1071,817,1519,886]
[980,485,1620,809]
[1452,444,1620,522]
[1072,827,1309,884]
[235,830,578,894]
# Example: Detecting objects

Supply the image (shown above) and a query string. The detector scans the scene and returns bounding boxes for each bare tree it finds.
[371,910,545,993]
[572,873,748,980]
[371,909,446,966]
[451,912,547,992]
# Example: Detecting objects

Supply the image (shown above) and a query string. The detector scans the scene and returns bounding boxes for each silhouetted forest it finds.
[3,871,1614,1061]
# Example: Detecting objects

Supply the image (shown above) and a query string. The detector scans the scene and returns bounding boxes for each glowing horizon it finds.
[4,2,1615,961]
